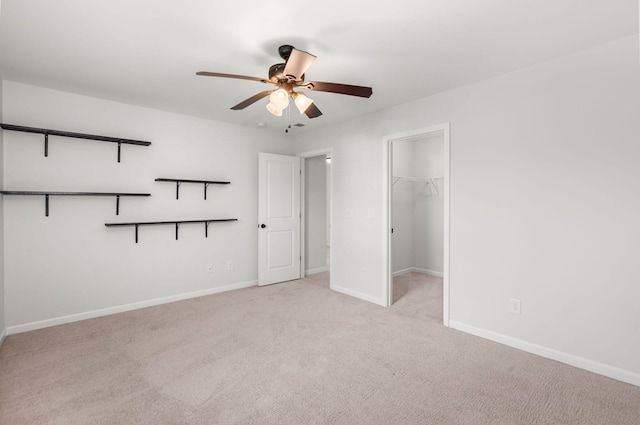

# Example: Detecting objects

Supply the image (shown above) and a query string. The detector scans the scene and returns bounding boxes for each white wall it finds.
[304,155,327,274]
[295,124,384,305]
[2,81,293,332]
[294,36,640,385]
[412,136,444,275]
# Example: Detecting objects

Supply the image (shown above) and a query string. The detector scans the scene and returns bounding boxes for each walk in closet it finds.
[392,133,445,277]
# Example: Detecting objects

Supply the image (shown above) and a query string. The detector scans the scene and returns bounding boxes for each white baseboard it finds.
[414,268,444,278]
[0,329,6,347]
[449,320,640,388]
[392,267,444,278]
[392,268,413,277]
[331,284,386,307]
[7,280,257,335]
[305,267,328,275]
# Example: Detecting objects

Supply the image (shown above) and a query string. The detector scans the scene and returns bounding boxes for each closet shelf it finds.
[0,191,150,216]
[0,123,151,162]
[393,175,444,182]
[392,175,443,195]
[155,178,231,200]
[105,218,238,243]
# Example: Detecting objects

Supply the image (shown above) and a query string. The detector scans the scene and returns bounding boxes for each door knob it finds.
[260,224,267,228]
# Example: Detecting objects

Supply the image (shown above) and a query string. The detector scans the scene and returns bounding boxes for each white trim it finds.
[331,284,386,307]
[298,148,334,159]
[300,157,307,279]
[298,148,333,287]
[305,267,328,275]
[382,123,451,327]
[442,123,450,327]
[392,268,414,277]
[449,320,640,388]
[413,268,444,278]
[0,329,6,347]
[392,267,444,278]
[7,280,257,335]
[383,137,392,306]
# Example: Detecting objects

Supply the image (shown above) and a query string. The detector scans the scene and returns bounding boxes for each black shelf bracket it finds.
[105,218,238,243]
[154,178,230,200]
[0,191,151,216]
[0,123,151,163]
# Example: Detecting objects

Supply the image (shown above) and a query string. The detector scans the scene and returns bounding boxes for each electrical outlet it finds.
[227,260,234,270]
[345,208,353,218]
[207,264,213,273]
[361,267,367,277]
[368,208,374,219]
[508,298,521,315]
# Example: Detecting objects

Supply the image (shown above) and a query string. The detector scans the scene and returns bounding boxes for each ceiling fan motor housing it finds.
[268,63,287,81]
[269,63,304,84]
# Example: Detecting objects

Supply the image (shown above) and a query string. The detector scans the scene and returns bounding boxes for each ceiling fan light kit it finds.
[268,88,290,113]
[265,102,283,117]
[197,44,373,120]
[292,92,313,114]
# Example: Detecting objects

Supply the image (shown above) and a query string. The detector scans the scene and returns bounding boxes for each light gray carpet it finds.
[1,272,639,424]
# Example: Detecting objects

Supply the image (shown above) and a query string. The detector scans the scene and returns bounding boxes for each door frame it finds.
[382,123,450,326]
[299,148,333,287]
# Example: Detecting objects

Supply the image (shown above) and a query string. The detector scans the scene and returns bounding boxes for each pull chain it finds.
[285,104,292,133]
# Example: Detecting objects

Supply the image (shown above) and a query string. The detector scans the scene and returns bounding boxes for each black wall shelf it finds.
[155,178,230,200]
[105,218,238,243]
[0,191,151,216]
[0,123,151,162]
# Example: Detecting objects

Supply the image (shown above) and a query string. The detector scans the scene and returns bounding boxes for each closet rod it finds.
[392,176,441,195]
[392,175,444,182]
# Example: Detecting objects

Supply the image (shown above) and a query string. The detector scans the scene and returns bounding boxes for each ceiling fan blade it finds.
[231,90,274,110]
[304,103,323,119]
[307,81,372,98]
[197,71,268,83]
[283,49,316,80]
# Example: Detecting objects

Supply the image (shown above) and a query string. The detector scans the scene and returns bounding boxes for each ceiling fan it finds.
[196,44,373,119]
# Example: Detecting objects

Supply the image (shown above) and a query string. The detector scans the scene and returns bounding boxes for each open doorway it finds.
[383,124,450,325]
[300,149,333,288]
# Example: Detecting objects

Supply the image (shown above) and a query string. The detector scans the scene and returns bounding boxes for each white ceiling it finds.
[0,1,637,133]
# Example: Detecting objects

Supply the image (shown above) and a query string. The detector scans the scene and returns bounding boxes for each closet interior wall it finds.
[392,134,445,277]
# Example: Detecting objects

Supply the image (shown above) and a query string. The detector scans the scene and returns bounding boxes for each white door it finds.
[258,153,301,286]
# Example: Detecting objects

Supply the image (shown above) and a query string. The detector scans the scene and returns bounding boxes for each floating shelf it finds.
[105,218,238,243]
[0,191,151,216]
[0,123,151,162]
[155,178,230,200]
